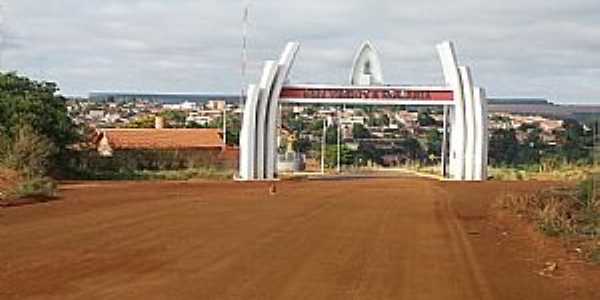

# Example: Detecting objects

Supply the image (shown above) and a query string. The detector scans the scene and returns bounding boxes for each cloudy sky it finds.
[1,0,599,103]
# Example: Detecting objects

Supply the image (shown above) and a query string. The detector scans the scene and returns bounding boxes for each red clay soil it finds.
[1,178,598,299]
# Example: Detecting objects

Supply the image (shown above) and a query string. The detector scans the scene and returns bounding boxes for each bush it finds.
[589,244,600,263]
[0,125,59,202]
[1,124,57,178]
[499,190,577,235]
[577,178,600,211]
[12,177,57,199]
[498,178,600,262]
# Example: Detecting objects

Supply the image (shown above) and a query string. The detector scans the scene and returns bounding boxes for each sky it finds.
[1,0,599,104]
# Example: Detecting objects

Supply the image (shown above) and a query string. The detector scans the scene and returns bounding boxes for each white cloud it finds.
[1,0,599,103]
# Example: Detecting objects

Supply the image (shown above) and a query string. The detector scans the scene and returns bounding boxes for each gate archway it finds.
[239,41,488,181]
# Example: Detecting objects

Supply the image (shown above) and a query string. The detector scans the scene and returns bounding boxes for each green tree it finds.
[425,129,442,158]
[286,116,305,133]
[368,114,390,127]
[356,142,380,165]
[401,137,426,162]
[326,126,339,145]
[3,124,57,178]
[293,136,312,153]
[0,72,78,172]
[352,123,371,139]
[517,123,545,164]
[489,128,519,166]
[417,111,437,127]
[159,110,187,128]
[557,119,589,163]
[207,113,242,146]
[308,119,326,136]
[127,116,156,128]
[320,145,355,168]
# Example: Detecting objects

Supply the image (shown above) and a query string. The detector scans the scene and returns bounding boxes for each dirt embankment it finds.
[0,179,598,299]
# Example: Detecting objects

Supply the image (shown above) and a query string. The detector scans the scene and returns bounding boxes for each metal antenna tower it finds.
[593,119,599,205]
[240,2,250,108]
[0,1,5,70]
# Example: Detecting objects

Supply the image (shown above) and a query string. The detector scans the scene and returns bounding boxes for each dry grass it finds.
[0,168,21,201]
[499,188,578,235]
[491,165,599,181]
[0,170,57,207]
[498,180,600,263]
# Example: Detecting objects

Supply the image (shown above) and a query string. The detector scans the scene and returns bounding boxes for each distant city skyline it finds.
[1,0,599,104]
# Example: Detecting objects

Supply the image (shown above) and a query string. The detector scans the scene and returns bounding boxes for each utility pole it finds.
[222,107,227,145]
[0,1,5,70]
[441,105,449,178]
[321,118,326,174]
[240,2,249,108]
[591,120,600,203]
[337,106,342,173]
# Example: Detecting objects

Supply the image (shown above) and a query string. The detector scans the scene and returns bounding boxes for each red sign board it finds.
[280,86,454,102]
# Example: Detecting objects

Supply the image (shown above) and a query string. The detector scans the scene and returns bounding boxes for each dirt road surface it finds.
[1,178,598,299]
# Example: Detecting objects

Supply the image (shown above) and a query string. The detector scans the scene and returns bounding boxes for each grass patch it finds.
[69,167,234,181]
[498,177,600,263]
[589,242,600,263]
[491,164,599,181]
[13,177,57,198]
[1,176,58,206]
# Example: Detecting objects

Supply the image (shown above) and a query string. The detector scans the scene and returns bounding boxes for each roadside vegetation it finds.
[490,164,598,181]
[499,177,600,263]
[282,105,596,179]
[70,167,233,181]
[0,73,77,205]
[0,71,237,207]
[488,116,596,181]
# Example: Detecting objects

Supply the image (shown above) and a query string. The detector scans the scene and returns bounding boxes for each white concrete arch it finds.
[255,61,279,179]
[437,41,466,180]
[474,87,489,180]
[350,41,384,86]
[239,84,260,180]
[265,42,301,179]
[239,41,488,182]
[460,66,476,180]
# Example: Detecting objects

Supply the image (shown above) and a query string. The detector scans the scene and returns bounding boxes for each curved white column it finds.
[437,41,466,180]
[239,84,260,180]
[474,87,489,180]
[350,41,384,86]
[460,66,476,181]
[265,42,300,179]
[255,61,279,180]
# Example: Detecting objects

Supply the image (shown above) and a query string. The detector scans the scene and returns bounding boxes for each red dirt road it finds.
[1,178,598,299]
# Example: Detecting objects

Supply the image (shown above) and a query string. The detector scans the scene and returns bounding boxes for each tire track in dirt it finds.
[430,184,494,300]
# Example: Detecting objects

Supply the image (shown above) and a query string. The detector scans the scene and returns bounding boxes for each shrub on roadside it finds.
[499,188,578,236]
[490,164,597,181]
[0,125,58,202]
[64,167,233,181]
[498,178,600,263]
[589,243,600,263]
[2,124,57,178]
[12,176,57,199]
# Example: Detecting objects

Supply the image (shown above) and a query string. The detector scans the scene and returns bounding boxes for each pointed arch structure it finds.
[239,41,488,181]
[350,41,384,86]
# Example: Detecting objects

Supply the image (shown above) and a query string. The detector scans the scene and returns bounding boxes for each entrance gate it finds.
[239,41,488,181]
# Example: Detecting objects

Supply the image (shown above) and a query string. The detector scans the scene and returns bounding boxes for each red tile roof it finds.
[100,129,224,150]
